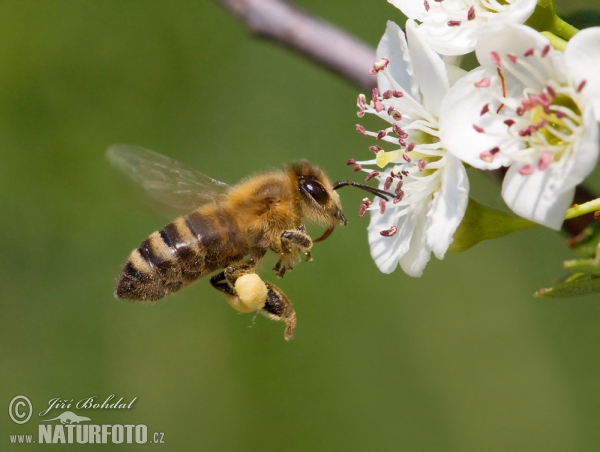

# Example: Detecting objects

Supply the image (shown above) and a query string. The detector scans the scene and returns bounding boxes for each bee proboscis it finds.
[107,144,390,340]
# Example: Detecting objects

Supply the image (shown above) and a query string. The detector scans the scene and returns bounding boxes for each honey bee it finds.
[107,144,390,340]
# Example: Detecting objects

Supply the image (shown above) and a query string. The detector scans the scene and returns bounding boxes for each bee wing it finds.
[106,144,230,211]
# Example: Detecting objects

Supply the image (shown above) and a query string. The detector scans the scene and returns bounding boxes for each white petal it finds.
[443,55,468,87]
[415,21,479,56]
[488,0,537,25]
[562,106,600,190]
[475,23,548,67]
[439,66,514,170]
[406,19,449,116]
[376,21,414,95]
[425,155,469,259]
[504,106,599,230]
[501,165,574,230]
[399,202,431,277]
[565,27,600,121]
[387,0,428,22]
[368,204,415,274]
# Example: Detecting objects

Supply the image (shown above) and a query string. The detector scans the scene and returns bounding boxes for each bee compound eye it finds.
[300,177,330,206]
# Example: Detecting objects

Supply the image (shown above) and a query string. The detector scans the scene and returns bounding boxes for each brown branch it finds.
[216,0,377,90]
[217,0,598,238]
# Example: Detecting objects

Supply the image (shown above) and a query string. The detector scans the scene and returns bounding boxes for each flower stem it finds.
[565,199,600,220]
[526,0,579,41]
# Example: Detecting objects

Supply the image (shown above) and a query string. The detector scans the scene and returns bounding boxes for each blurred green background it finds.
[2,1,600,450]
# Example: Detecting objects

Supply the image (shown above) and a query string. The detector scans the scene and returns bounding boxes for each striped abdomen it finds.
[115,207,249,301]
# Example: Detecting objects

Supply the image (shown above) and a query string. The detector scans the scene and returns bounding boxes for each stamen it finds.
[388,107,402,121]
[541,44,550,57]
[467,6,476,20]
[524,47,534,57]
[395,180,403,194]
[518,165,534,175]
[418,159,427,171]
[369,145,382,153]
[372,88,384,112]
[358,198,371,217]
[402,153,411,163]
[356,124,366,135]
[368,58,390,75]
[490,51,501,67]
[538,151,552,171]
[406,142,416,152]
[392,124,408,139]
[506,53,517,64]
[352,164,363,172]
[377,130,387,140]
[479,147,500,162]
[496,67,506,113]
[346,159,356,165]
[504,119,515,127]
[379,198,386,214]
[393,191,404,204]
[577,80,587,93]
[365,170,380,182]
[480,103,490,115]
[424,0,430,12]
[473,124,485,133]
[448,20,461,27]
[475,78,491,88]
[384,176,393,190]
[380,226,398,237]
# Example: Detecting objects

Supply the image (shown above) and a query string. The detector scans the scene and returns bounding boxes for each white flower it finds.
[388,0,537,55]
[353,20,469,276]
[439,24,600,230]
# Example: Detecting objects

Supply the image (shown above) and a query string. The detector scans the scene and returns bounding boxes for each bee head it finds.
[289,161,347,228]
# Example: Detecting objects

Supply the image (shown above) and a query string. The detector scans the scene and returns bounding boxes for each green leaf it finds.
[563,259,600,276]
[448,198,537,253]
[535,275,600,298]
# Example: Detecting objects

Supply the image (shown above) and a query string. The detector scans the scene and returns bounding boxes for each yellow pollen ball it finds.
[225,273,268,313]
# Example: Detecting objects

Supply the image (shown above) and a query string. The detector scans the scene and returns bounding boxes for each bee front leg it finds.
[274,226,313,277]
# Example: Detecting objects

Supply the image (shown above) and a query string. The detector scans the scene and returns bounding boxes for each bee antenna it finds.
[332,180,391,201]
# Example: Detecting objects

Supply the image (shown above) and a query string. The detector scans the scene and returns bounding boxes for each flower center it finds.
[353,60,449,235]
[472,46,586,175]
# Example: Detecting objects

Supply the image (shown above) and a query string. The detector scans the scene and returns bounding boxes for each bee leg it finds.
[210,271,296,340]
[262,282,296,341]
[275,227,313,277]
[209,271,235,296]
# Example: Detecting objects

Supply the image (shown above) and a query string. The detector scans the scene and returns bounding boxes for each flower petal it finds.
[398,202,431,277]
[387,0,428,22]
[488,0,537,26]
[561,105,600,190]
[501,165,574,230]
[439,66,514,170]
[406,19,449,116]
[414,21,479,56]
[565,27,600,121]
[368,204,414,274]
[376,21,414,95]
[475,22,548,67]
[425,155,469,259]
